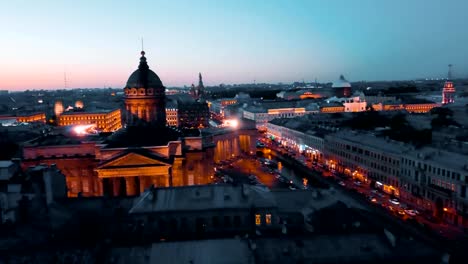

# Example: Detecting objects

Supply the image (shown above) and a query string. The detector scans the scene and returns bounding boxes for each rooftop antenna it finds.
[141,37,144,51]
[64,71,68,89]
[448,64,453,80]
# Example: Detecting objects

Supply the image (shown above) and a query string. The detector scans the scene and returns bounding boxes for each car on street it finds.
[367,196,378,203]
[338,181,346,187]
[389,198,400,205]
[405,209,418,217]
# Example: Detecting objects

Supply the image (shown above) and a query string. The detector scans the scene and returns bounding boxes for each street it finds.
[258,135,468,242]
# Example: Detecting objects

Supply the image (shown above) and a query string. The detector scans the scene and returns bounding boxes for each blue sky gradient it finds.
[1,0,467,89]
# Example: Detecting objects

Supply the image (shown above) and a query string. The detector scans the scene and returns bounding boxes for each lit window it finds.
[266,214,272,225]
[255,214,261,226]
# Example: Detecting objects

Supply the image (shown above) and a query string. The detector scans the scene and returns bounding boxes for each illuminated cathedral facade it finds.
[22,50,257,197]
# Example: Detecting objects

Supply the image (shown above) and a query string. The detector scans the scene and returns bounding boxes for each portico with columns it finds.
[95,151,173,196]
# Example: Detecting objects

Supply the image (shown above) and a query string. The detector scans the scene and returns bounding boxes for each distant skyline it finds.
[1,0,468,90]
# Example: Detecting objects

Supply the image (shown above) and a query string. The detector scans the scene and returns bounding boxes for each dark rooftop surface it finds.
[103,125,182,148]
[269,116,334,136]
[24,133,109,147]
[60,109,117,115]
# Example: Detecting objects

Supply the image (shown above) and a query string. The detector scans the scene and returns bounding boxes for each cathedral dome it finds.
[125,51,164,89]
[332,74,351,88]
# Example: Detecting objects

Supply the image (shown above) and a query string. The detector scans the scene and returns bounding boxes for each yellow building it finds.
[16,112,46,123]
[320,104,345,113]
[58,109,122,132]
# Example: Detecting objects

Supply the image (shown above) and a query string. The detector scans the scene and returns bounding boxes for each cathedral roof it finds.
[103,125,181,148]
[125,51,164,89]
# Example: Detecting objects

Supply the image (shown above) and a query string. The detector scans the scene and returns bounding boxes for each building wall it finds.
[243,108,315,130]
[22,137,217,198]
[322,132,468,227]
[178,102,210,129]
[208,99,237,116]
[212,129,257,163]
[58,109,122,132]
[17,113,46,123]
[404,103,440,113]
[372,103,439,113]
[166,107,178,127]
[324,134,401,194]
[343,101,367,112]
[320,106,345,113]
[266,122,325,161]
[399,153,468,225]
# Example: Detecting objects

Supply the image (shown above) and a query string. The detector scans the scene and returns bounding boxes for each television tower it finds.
[447,64,453,80]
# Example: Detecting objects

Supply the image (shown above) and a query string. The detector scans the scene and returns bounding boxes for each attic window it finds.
[266,214,272,225]
[255,214,261,226]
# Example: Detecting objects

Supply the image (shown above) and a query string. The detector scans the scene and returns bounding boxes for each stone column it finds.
[168,167,173,187]
[130,104,136,124]
[139,176,147,194]
[138,104,143,120]
[165,172,170,187]
[112,178,120,197]
[151,176,159,188]
[126,177,137,196]
[97,178,104,196]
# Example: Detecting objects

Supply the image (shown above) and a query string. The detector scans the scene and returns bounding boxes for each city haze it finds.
[1,0,468,90]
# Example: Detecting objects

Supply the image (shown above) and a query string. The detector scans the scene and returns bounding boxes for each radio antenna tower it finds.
[64,71,68,89]
[448,64,453,80]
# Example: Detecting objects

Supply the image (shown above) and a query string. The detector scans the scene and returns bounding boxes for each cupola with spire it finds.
[124,51,166,126]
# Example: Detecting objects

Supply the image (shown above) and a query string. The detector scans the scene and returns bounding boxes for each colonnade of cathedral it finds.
[101,175,170,197]
[125,99,159,124]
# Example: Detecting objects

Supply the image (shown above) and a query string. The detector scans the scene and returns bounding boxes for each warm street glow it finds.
[223,119,239,128]
[73,124,97,136]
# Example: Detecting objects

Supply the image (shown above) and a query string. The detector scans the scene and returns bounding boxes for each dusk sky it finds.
[1,0,468,90]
